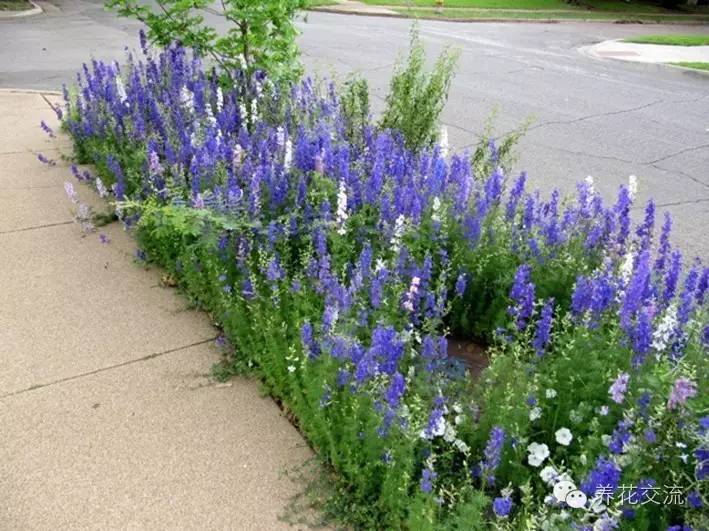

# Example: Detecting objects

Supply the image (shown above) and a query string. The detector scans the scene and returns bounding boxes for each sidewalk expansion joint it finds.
[0,220,73,236]
[0,147,64,156]
[0,336,219,399]
[40,92,62,114]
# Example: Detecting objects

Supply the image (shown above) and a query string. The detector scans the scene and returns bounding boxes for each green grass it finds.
[361,0,706,13]
[306,0,709,23]
[672,61,709,71]
[393,7,709,22]
[0,0,31,10]
[625,34,709,46]
[367,0,573,7]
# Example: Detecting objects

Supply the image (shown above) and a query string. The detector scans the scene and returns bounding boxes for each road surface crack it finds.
[646,143,709,165]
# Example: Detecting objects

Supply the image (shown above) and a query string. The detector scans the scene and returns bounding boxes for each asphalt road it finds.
[2,1,708,259]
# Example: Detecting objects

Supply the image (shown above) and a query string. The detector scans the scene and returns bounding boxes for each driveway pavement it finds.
[1,1,707,259]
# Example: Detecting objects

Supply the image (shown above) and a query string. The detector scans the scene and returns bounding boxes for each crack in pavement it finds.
[526,99,665,133]
[647,143,709,165]
[0,336,219,400]
[643,197,709,210]
[495,99,665,139]
[650,163,709,191]
[0,147,64,156]
[40,92,63,115]
[0,220,74,235]
[0,184,66,191]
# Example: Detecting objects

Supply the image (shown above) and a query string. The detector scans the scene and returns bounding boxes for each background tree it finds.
[107,0,305,83]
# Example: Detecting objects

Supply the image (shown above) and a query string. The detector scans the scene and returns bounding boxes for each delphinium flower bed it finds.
[55,39,708,530]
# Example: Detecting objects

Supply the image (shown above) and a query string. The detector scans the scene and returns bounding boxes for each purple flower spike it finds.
[667,377,697,410]
[40,120,55,138]
[420,467,437,494]
[493,496,513,518]
[508,264,535,331]
[533,298,554,357]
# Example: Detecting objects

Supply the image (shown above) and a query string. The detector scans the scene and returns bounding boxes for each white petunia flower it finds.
[540,465,558,485]
[555,427,573,446]
[527,442,550,467]
[420,415,446,439]
[453,439,469,454]
[443,423,457,443]
[556,472,574,485]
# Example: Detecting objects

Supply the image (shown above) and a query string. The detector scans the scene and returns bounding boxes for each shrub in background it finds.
[379,27,459,152]
[107,0,305,83]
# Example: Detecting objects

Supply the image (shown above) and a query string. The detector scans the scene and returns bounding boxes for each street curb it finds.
[307,6,709,25]
[580,41,709,79]
[0,1,42,19]
[309,8,557,23]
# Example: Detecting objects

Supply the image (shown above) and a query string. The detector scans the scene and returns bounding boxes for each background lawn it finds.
[360,0,706,13]
[672,61,709,70]
[0,0,31,10]
[625,34,709,46]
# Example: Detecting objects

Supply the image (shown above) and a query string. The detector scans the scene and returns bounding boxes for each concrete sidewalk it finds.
[0,91,315,530]
[587,39,709,65]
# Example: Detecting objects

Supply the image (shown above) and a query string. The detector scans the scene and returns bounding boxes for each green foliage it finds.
[65,35,709,530]
[106,0,305,83]
[472,109,531,177]
[474,311,709,530]
[379,26,459,151]
[339,75,371,147]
